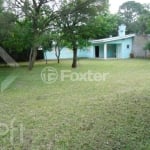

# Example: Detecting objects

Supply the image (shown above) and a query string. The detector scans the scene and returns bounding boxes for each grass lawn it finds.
[0,59,150,150]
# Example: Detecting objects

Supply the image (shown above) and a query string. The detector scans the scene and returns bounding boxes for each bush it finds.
[144,41,150,51]
[130,53,134,58]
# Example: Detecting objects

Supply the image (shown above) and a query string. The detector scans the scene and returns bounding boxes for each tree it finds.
[7,0,57,70]
[0,0,3,12]
[2,19,30,51]
[0,0,16,48]
[4,0,108,69]
[52,36,64,64]
[0,12,17,49]
[49,29,64,64]
[57,0,108,68]
[52,41,61,64]
[137,4,150,34]
[89,14,119,39]
[118,1,144,33]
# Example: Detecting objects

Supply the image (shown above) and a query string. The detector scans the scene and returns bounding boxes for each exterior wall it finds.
[44,47,93,60]
[44,37,134,60]
[133,35,150,58]
[96,38,133,59]
[121,38,133,58]
[99,45,104,58]
[107,44,116,58]
[45,47,73,60]
[116,44,122,58]
[85,46,95,58]
[78,47,93,58]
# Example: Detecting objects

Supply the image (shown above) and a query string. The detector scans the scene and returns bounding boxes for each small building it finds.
[44,24,135,60]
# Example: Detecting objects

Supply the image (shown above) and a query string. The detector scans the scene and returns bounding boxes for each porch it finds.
[94,43,122,59]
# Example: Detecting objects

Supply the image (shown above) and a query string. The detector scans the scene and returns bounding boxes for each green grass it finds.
[0,59,150,150]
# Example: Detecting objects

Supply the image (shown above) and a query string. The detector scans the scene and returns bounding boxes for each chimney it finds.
[118,24,126,36]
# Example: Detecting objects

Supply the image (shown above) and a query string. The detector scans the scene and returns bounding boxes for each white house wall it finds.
[45,47,73,60]
[116,44,122,58]
[106,38,133,58]
[121,38,133,58]
[44,37,134,60]
[44,47,93,60]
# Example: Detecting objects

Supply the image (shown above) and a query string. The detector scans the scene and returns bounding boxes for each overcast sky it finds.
[109,0,150,13]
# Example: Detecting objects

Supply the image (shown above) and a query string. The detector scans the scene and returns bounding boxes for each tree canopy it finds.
[137,4,150,34]
[7,0,57,70]
[118,1,150,34]
[119,1,144,23]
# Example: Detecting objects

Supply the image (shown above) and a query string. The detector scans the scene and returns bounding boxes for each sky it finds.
[109,0,150,13]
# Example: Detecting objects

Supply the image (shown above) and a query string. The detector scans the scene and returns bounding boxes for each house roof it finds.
[91,34,135,44]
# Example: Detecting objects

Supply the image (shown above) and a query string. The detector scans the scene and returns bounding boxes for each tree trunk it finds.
[72,47,77,68]
[28,47,37,70]
[55,46,61,64]
[44,51,48,64]
[57,56,60,64]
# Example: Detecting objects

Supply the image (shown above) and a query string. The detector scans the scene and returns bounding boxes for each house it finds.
[44,24,135,60]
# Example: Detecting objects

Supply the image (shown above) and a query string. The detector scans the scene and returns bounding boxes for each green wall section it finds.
[99,45,104,58]
[107,44,116,58]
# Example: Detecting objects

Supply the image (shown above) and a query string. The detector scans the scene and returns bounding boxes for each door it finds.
[95,46,99,58]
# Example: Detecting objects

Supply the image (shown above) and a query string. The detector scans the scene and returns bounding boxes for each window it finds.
[127,44,130,48]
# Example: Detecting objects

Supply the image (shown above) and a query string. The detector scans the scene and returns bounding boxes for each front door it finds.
[95,46,99,58]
